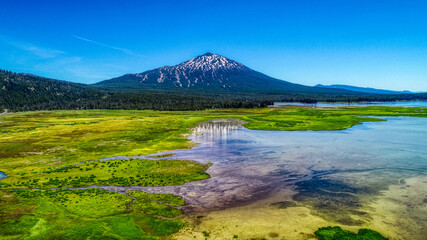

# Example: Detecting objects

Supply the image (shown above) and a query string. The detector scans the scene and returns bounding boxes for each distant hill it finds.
[315,84,414,95]
[93,53,354,94]
[0,69,106,110]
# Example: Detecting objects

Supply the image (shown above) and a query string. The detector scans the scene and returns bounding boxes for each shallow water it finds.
[274,101,427,107]
[1,116,425,238]
[140,117,427,239]
[0,172,5,180]
[145,117,427,205]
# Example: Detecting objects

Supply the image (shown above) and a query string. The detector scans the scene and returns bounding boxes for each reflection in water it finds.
[191,119,244,145]
[193,119,243,135]
[138,117,427,239]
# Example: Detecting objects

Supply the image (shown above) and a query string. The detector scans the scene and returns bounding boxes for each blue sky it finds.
[1,0,426,91]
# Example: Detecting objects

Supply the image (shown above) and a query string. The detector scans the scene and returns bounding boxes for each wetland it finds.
[154,117,427,240]
[0,107,426,239]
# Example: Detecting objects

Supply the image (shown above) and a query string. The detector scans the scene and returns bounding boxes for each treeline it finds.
[0,69,104,111]
[1,69,426,112]
[276,92,427,103]
[0,91,274,111]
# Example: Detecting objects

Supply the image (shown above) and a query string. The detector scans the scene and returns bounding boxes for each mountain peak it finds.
[202,52,214,56]
[95,52,303,91]
[178,52,245,72]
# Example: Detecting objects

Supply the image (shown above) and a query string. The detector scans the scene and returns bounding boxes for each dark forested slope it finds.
[0,70,106,110]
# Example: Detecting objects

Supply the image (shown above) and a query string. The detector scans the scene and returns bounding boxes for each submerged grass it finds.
[0,107,425,239]
[292,175,371,226]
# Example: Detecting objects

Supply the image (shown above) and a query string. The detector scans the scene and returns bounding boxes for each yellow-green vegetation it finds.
[0,158,209,189]
[234,106,427,131]
[0,107,426,239]
[315,226,389,240]
[0,189,186,240]
[127,191,185,218]
[1,107,426,186]
[12,189,129,218]
[129,198,182,218]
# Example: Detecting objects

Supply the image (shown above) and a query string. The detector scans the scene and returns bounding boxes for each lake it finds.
[141,117,427,239]
[274,101,427,107]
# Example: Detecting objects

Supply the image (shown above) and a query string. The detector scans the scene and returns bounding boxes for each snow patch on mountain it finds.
[134,53,250,87]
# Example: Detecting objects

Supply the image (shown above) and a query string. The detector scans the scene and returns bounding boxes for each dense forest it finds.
[1,69,426,112]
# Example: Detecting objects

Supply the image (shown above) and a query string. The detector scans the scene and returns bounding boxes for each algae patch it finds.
[315,226,388,240]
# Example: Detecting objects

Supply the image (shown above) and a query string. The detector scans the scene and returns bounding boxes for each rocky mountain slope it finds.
[94,53,348,93]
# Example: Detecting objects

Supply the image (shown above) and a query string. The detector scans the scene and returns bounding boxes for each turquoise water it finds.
[140,117,427,238]
[143,117,427,208]
[274,101,427,107]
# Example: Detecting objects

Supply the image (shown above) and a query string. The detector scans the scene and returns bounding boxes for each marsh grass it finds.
[315,226,389,240]
[0,158,210,189]
[0,107,425,239]
[0,189,187,239]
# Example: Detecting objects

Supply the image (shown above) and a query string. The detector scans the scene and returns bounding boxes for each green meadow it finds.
[0,189,186,240]
[1,107,425,239]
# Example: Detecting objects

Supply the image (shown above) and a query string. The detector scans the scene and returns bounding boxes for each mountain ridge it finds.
[93,53,351,94]
[315,84,415,95]
[2,52,427,112]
